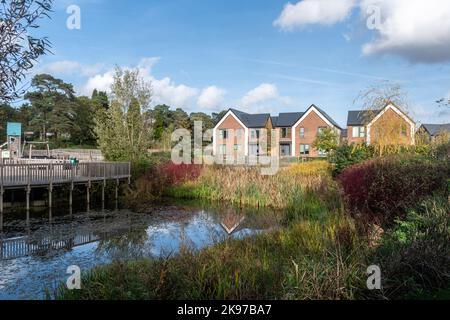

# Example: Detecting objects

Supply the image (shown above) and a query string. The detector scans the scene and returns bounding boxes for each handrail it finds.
[0,161,131,187]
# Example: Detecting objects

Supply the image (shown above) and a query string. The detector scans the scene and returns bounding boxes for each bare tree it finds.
[354,81,412,155]
[0,0,52,103]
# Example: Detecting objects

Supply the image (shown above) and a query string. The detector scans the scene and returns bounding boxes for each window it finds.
[317,127,327,135]
[234,144,241,152]
[300,127,305,138]
[280,144,291,156]
[281,128,288,138]
[236,129,244,139]
[401,124,407,136]
[219,144,227,155]
[220,129,229,140]
[300,144,310,155]
[251,129,260,139]
[352,126,365,138]
[318,149,327,157]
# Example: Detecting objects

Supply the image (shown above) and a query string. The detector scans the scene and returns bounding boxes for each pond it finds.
[0,199,280,300]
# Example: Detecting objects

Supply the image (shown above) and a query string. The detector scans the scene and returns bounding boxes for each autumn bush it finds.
[339,155,450,225]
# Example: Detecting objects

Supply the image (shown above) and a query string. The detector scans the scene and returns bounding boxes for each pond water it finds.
[0,199,280,300]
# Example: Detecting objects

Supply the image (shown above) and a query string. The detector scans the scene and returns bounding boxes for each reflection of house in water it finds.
[219,211,245,235]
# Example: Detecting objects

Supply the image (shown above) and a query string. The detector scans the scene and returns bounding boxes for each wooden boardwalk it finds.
[0,160,131,212]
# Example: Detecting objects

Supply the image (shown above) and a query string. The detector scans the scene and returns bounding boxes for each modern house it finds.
[213,105,342,158]
[345,103,416,146]
[417,123,450,143]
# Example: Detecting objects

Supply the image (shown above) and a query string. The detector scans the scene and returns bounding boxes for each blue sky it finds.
[30,0,450,126]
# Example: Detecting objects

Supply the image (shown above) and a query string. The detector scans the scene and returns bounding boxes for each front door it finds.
[280,144,291,157]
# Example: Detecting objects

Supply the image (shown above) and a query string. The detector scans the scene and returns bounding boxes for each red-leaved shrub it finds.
[339,156,450,225]
[159,162,203,185]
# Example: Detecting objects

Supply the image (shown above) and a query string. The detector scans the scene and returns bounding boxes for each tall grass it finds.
[167,161,337,212]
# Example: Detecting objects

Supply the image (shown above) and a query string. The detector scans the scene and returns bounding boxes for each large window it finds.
[251,129,260,139]
[220,129,229,139]
[300,144,310,155]
[300,127,305,138]
[219,144,227,155]
[281,128,289,138]
[236,129,244,139]
[352,126,365,138]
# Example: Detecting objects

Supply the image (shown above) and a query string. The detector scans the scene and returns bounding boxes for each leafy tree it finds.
[189,112,214,132]
[312,128,339,154]
[91,89,109,110]
[70,96,96,145]
[24,74,76,140]
[0,0,52,102]
[95,67,152,162]
[212,110,227,125]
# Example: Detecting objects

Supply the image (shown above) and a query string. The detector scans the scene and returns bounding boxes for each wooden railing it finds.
[0,161,131,188]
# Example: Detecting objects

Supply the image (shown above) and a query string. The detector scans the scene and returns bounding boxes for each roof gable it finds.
[421,123,450,136]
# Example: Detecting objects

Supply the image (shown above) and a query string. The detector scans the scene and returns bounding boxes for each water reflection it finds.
[0,199,280,300]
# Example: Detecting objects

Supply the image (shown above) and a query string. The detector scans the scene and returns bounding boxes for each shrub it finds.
[339,156,450,225]
[366,197,450,299]
[159,162,203,185]
[329,144,374,176]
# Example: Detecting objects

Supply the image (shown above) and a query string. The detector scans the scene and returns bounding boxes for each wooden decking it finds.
[0,160,131,190]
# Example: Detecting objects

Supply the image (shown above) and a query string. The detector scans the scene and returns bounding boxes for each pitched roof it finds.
[271,116,279,127]
[274,112,304,127]
[229,108,271,128]
[311,104,342,129]
[347,110,381,126]
[421,123,450,136]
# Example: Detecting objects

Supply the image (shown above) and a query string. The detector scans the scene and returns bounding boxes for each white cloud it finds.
[39,60,104,77]
[274,0,450,63]
[240,83,295,113]
[80,57,198,108]
[152,77,198,107]
[81,70,115,95]
[360,0,450,63]
[197,86,226,109]
[274,0,356,30]
[241,83,279,106]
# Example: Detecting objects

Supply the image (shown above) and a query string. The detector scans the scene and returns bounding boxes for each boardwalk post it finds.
[48,162,53,208]
[26,164,31,212]
[87,163,91,210]
[115,178,119,200]
[0,160,3,215]
[69,165,74,207]
[102,163,106,203]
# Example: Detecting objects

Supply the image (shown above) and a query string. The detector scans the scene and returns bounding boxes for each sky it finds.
[27,0,450,127]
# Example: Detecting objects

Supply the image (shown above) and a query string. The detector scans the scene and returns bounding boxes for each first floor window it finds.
[219,129,229,140]
[352,126,365,138]
[219,144,227,155]
[280,144,291,156]
[300,127,305,138]
[318,149,327,157]
[234,144,242,152]
[236,129,244,139]
[251,129,260,139]
[317,127,327,135]
[281,128,288,138]
[300,144,310,155]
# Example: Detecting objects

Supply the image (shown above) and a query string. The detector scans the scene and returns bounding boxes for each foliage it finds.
[312,128,339,154]
[367,197,450,299]
[339,155,450,225]
[95,68,152,162]
[0,0,52,102]
[329,143,374,176]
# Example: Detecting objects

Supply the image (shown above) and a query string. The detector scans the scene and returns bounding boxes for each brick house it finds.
[345,103,416,146]
[213,105,341,157]
[417,123,450,143]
